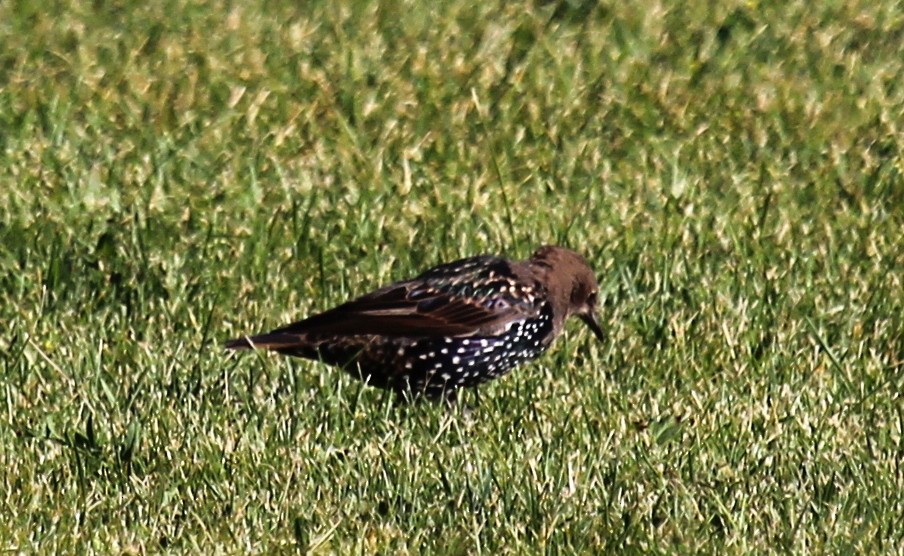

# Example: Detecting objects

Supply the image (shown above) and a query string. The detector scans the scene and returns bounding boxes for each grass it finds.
[1,0,903,552]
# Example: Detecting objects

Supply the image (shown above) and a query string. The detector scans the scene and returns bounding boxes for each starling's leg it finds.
[471,387,482,407]
[442,388,458,406]
[455,388,480,419]
[418,383,457,405]
[392,387,416,406]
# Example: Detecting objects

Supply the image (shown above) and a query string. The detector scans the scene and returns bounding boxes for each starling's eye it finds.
[587,292,598,306]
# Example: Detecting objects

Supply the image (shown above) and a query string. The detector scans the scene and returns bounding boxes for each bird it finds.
[225,245,604,403]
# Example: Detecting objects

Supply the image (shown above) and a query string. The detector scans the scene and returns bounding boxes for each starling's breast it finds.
[359,302,556,396]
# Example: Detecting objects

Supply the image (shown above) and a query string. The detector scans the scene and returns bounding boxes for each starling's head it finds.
[530,246,605,342]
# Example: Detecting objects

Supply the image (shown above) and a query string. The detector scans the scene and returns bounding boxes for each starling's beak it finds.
[579,311,605,342]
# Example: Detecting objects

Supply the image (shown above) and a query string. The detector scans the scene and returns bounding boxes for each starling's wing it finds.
[226,256,539,349]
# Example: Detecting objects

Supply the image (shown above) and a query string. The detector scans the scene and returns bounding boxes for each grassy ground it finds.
[2,0,903,553]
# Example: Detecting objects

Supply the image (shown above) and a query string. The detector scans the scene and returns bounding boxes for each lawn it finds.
[1,0,902,553]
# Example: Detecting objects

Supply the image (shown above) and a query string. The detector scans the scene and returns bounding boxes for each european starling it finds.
[225,245,604,402]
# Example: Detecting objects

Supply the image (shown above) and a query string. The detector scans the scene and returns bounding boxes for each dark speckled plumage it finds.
[225,245,604,402]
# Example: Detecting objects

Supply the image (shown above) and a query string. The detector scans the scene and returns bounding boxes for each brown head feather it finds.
[527,246,604,341]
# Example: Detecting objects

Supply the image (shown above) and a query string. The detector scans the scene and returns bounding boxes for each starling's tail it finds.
[225,337,253,350]
[224,332,308,351]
